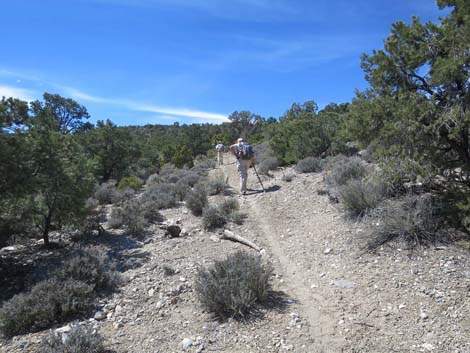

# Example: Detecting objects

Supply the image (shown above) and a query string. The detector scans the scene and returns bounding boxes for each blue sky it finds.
[0,0,446,125]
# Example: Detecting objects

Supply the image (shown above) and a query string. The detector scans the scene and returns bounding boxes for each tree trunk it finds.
[43,211,52,247]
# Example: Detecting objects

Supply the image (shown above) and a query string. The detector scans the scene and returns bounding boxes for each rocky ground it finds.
[1,154,469,353]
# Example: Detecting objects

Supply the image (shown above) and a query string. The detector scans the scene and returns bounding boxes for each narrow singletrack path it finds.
[221,155,345,352]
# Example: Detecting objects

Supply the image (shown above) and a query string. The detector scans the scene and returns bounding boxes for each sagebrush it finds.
[368,194,443,249]
[0,279,94,337]
[185,185,208,216]
[295,157,323,173]
[195,251,272,318]
[339,178,386,217]
[41,323,106,353]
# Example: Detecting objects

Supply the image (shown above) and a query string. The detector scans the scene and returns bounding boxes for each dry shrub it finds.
[202,206,227,229]
[339,178,386,217]
[41,323,106,353]
[257,157,279,176]
[185,185,208,216]
[295,157,323,173]
[205,176,227,196]
[0,279,94,337]
[195,251,272,318]
[368,194,443,249]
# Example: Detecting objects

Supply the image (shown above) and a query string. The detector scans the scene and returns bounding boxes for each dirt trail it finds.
[221,154,470,353]
[222,156,344,352]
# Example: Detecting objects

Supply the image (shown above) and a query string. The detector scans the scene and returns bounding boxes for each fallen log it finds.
[221,229,262,252]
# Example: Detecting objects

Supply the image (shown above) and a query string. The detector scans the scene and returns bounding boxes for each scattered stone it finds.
[180,338,193,350]
[422,343,435,351]
[115,305,123,315]
[332,279,355,288]
[209,234,221,242]
[149,288,155,297]
[94,311,106,321]
[324,248,332,255]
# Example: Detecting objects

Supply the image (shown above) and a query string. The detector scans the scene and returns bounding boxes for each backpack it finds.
[238,143,253,160]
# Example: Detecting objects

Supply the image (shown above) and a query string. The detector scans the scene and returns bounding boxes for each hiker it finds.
[230,138,255,195]
[215,141,224,166]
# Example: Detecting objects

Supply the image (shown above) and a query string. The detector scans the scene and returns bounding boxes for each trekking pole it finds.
[252,164,266,193]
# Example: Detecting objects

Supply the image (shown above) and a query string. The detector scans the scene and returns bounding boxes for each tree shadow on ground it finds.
[78,229,152,272]
[0,229,152,304]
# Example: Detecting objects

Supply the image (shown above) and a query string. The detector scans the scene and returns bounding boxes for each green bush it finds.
[295,157,323,173]
[368,194,442,249]
[195,251,272,318]
[338,178,386,217]
[185,185,208,216]
[117,176,143,191]
[53,251,119,293]
[376,157,432,197]
[202,206,227,230]
[41,323,106,353]
[0,279,94,337]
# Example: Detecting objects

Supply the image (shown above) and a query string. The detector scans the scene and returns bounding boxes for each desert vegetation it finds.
[1,2,469,352]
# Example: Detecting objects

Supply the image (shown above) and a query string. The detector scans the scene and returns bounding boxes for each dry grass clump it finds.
[367,194,443,249]
[195,251,272,318]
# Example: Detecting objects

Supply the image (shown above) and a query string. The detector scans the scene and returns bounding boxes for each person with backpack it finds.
[229,137,255,195]
[215,141,224,166]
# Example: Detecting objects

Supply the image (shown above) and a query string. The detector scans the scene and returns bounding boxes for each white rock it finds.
[114,305,123,315]
[209,235,221,243]
[180,338,193,350]
[324,248,332,255]
[55,325,72,334]
[422,343,435,351]
[94,311,106,321]
[148,288,155,297]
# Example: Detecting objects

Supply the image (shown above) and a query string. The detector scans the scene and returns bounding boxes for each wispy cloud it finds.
[0,71,228,123]
[60,86,229,122]
[0,85,36,101]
